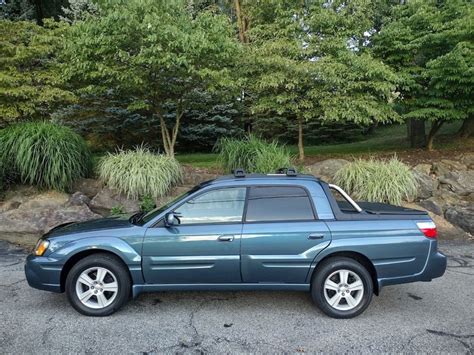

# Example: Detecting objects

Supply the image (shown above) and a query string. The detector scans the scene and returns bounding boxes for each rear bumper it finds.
[378,251,447,289]
[24,254,62,293]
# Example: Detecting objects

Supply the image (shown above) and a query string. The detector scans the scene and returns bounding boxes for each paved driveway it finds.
[0,240,473,354]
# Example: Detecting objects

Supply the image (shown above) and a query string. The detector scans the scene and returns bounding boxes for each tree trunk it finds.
[297,118,305,162]
[234,0,249,43]
[458,116,474,138]
[407,118,426,148]
[32,0,44,25]
[426,120,444,151]
[158,108,183,157]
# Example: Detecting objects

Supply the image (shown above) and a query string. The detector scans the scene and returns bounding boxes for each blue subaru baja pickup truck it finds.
[25,168,446,318]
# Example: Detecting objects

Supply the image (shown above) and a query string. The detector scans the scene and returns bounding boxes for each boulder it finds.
[66,192,91,207]
[460,153,474,169]
[0,200,21,213]
[433,159,467,177]
[71,178,103,199]
[445,206,474,235]
[0,202,101,247]
[413,163,433,176]
[412,170,438,200]
[90,187,139,215]
[438,170,474,196]
[419,198,444,216]
[19,191,69,210]
[305,159,350,182]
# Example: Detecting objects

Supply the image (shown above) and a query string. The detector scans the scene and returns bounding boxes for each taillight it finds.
[417,221,437,239]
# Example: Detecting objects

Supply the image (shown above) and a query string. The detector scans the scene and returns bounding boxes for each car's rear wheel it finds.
[65,253,131,316]
[311,257,373,319]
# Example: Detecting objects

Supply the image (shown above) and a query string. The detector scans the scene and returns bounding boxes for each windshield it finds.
[135,187,199,225]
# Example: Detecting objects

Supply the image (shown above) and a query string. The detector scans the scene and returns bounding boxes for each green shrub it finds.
[110,205,124,215]
[215,135,292,173]
[140,194,156,213]
[334,157,418,205]
[0,122,91,191]
[98,147,182,200]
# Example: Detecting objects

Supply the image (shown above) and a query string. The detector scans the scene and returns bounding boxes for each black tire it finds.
[65,253,131,316]
[311,257,373,319]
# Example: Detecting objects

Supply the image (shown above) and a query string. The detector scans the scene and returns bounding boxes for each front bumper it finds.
[24,254,63,293]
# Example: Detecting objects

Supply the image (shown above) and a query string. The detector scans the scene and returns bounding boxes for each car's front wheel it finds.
[65,253,131,316]
[311,257,373,318]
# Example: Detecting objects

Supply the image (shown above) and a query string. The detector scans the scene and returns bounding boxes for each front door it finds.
[241,185,331,283]
[142,187,246,284]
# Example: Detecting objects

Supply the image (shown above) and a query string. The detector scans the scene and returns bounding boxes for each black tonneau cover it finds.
[357,202,428,215]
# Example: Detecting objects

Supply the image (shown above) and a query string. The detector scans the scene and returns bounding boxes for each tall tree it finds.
[245,0,399,160]
[374,0,472,150]
[63,0,240,156]
[0,20,75,125]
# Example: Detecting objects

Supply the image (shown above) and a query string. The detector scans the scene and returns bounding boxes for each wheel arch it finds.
[59,249,134,292]
[310,251,379,295]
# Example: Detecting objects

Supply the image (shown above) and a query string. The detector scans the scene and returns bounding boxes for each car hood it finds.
[46,215,133,238]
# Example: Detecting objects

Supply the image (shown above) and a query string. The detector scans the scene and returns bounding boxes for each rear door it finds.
[241,185,331,283]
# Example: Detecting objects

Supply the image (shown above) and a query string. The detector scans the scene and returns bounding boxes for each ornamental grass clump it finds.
[216,135,292,173]
[98,147,182,200]
[0,122,91,191]
[334,157,418,205]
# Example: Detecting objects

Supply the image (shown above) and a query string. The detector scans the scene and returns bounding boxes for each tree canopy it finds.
[373,0,473,149]
[0,19,74,125]
[245,0,399,159]
[63,0,240,156]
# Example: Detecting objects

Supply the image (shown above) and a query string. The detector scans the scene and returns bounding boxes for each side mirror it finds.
[165,213,178,227]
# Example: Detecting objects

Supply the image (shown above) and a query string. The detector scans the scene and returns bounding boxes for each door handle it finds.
[308,233,324,240]
[218,235,234,242]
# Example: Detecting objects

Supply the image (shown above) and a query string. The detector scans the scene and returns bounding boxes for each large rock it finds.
[445,206,474,235]
[0,201,101,247]
[460,153,474,169]
[412,170,438,200]
[433,159,467,177]
[66,192,91,207]
[413,163,433,176]
[19,191,69,210]
[439,170,474,196]
[305,159,350,182]
[90,187,139,215]
[71,178,103,199]
[419,198,443,216]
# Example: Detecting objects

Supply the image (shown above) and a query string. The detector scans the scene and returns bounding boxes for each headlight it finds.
[34,239,50,256]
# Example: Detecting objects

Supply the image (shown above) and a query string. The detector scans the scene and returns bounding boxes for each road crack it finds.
[426,329,474,352]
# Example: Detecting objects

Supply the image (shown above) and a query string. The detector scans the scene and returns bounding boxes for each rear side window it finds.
[245,186,315,222]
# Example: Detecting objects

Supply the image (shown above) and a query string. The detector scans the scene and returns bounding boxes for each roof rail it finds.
[275,167,297,176]
[232,168,246,178]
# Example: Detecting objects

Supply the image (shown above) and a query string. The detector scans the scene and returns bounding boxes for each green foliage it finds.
[110,205,124,215]
[140,195,156,213]
[334,157,417,205]
[98,147,183,200]
[63,0,240,156]
[244,0,399,159]
[216,135,292,173]
[373,0,472,145]
[0,20,75,125]
[0,122,91,191]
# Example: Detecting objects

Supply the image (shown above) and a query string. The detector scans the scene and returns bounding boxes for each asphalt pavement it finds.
[0,239,473,354]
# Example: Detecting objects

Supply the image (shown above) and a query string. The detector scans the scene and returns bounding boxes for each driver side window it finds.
[174,187,246,225]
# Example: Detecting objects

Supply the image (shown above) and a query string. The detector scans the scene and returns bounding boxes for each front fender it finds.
[49,236,144,285]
